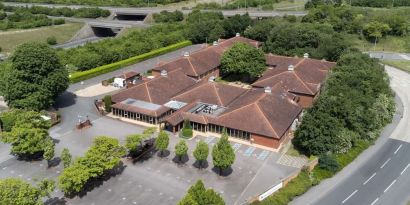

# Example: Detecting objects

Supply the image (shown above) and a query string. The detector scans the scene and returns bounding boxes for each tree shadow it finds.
[48,157,61,168]
[211,166,233,177]
[44,197,67,205]
[65,162,126,199]
[130,138,156,164]
[53,91,77,109]
[16,152,43,162]
[192,160,209,169]
[157,150,170,158]
[172,154,189,165]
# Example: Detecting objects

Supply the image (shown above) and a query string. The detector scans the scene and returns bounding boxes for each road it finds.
[2,2,308,17]
[367,52,410,61]
[291,65,410,205]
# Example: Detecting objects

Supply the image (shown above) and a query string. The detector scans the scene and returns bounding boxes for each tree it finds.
[59,136,126,195]
[0,178,55,205]
[1,123,53,159]
[103,95,112,112]
[185,10,224,44]
[178,180,225,205]
[43,140,55,167]
[364,21,391,49]
[220,42,266,80]
[0,109,49,132]
[222,13,252,38]
[193,140,209,169]
[212,132,235,175]
[125,134,145,156]
[1,42,68,110]
[155,131,169,157]
[181,120,193,138]
[175,140,188,163]
[318,154,340,172]
[46,36,57,45]
[61,148,72,168]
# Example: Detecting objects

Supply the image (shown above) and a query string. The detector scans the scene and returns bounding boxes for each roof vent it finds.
[183,52,190,57]
[160,70,168,77]
[288,65,295,71]
[235,33,240,37]
[213,41,218,46]
[208,76,216,82]
[264,86,272,94]
[303,53,309,59]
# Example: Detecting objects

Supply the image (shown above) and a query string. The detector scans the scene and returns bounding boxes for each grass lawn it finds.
[382,60,410,73]
[349,34,410,53]
[0,23,84,54]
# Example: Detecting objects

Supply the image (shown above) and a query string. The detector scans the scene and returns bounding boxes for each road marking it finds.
[244,147,256,157]
[363,173,376,185]
[232,143,241,152]
[342,189,358,204]
[401,163,410,175]
[257,150,270,160]
[380,158,391,169]
[370,197,379,205]
[384,179,397,193]
[394,144,402,155]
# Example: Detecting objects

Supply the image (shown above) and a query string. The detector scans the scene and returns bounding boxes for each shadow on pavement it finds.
[212,166,233,177]
[172,154,189,165]
[192,160,209,169]
[54,92,77,109]
[48,157,61,168]
[157,150,170,158]
[44,197,67,205]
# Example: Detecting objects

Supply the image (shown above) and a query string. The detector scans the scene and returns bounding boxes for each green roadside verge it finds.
[69,40,192,83]
[256,140,371,205]
[381,60,410,73]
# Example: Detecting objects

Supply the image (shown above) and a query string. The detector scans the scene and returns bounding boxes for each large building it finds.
[110,36,336,149]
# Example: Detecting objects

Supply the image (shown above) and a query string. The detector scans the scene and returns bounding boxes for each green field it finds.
[382,60,410,73]
[0,23,83,54]
[349,34,410,53]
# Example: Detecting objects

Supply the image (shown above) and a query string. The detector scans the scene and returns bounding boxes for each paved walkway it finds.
[276,154,308,169]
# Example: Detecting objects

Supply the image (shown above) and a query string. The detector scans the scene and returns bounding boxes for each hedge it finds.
[69,40,192,83]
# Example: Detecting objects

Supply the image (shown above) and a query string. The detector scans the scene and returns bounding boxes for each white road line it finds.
[384,179,397,193]
[401,163,410,175]
[394,144,402,155]
[371,197,379,205]
[380,158,391,169]
[363,173,377,185]
[342,190,358,204]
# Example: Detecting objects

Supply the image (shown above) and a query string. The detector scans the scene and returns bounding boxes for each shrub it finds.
[53,18,65,25]
[318,154,340,173]
[46,36,57,45]
[181,120,193,138]
[103,95,112,112]
[69,40,192,83]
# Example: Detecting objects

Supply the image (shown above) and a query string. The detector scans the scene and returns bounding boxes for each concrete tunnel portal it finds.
[114,13,148,21]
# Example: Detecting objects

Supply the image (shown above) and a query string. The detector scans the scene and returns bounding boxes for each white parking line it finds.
[394,144,402,155]
[370,197,379,205]
[363,173,376,185]
[401,163,410,175]
[342,190,358,204]
[383,179,396,193]
[380,158,391,169]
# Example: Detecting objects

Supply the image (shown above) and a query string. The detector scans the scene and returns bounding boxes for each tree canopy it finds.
[0,42,68,111]
[175,140,188,162]
[193,140,209,169]
[178,180,225,205]
[0,178,55,205]
[61,148,72,168]
[155,131,169,156]
[212,132,235,173]
[220,42,266,79]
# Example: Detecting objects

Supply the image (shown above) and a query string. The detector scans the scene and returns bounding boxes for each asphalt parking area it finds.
[0,117,298,205]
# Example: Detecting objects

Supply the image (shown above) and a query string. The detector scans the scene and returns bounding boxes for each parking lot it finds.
[0,117,300,205]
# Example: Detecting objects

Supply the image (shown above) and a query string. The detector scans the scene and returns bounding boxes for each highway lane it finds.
[2,2,307,17]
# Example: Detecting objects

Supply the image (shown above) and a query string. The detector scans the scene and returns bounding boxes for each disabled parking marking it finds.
[257,150,270,160]
[232,143,241,152]
[205,136,215,144]
[244,147,256,157]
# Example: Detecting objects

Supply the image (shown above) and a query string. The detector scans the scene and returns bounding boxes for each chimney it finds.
[235,33,240,37]
[264,86,272,94]
[213,41,218,46]
[303,53,309,59]
[160,70,168,77]
[183,52,189,57]
[208,76,216,82]
[288,65,295,71]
